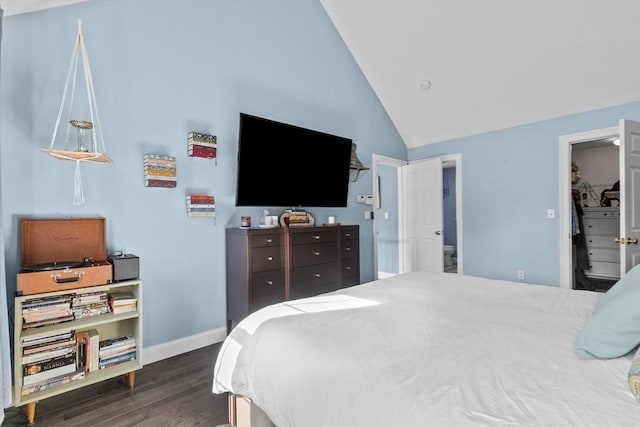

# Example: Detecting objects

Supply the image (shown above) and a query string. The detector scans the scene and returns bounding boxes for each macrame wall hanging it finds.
[44,19,112,205]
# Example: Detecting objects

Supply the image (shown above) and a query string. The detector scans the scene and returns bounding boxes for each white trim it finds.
[558,126,618,289]
[142,326,227,365]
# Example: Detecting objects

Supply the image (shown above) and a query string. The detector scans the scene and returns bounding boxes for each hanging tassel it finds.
[73,160,85,205]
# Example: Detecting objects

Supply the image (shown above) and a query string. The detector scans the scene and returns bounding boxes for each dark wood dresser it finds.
[225,225,359,333]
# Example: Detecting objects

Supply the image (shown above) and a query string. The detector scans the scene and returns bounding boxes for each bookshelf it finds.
[13,280,143,424]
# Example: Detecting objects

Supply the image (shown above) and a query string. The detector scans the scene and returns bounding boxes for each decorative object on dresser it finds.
[225,225,359,334]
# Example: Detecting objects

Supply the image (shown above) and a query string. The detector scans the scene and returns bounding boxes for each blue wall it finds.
[410,102,640,286]
[0,0,407,349]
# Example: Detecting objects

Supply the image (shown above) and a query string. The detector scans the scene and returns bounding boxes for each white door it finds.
[400,158,444,272]
[620,119,640,272]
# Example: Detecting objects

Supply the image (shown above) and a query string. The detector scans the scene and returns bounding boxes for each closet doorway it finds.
[559,119,640,289]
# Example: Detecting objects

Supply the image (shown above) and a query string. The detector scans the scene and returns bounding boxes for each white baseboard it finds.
[142,326,227,365]
[378,271,397,279]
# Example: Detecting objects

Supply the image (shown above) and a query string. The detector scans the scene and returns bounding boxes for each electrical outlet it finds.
[517,270,525,280]
[357,194,366,204]
[365,195,374,205]
[547,209,555,219]
[364,211,372,220]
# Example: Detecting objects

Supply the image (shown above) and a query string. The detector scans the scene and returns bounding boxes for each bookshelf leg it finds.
[125,371,136,389]
[25,402,36,424]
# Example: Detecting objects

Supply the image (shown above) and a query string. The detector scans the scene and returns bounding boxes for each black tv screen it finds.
[235,113,352,208]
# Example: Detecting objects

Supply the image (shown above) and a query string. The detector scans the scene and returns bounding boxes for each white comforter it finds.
[213,272,640,426]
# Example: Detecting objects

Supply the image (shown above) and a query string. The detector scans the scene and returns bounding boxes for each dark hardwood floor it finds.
[2,343,230,426]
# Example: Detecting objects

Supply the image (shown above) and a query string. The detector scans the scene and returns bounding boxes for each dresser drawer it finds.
[291,241,338,267]
[341,257,359,286]
[290,229,337,245]
[582,207,619,219]
[341,238,359,259]
[291,262,339,299]
[583,218,618,235]
[340,226,358,241]
[586,261,620,279]
[251,269,285,311]
[585,235,618,249]
[251,232,283,248]
[252,246,284,272]
[587,247,619,263]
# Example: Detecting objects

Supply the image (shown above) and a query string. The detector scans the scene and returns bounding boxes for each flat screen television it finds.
[235,113,352,208]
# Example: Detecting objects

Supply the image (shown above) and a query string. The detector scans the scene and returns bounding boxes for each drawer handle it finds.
[345,233,351,237]
[314,273,321,278]
[313,251,320,256]
[313,235,321,240]
[345,247,351,252]
[267,256,274,261]
[266,280,273,286]
[345,266,351,270]
[266,238,273,243]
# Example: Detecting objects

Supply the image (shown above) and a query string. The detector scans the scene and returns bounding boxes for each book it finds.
[23,361,77,385]
[109,292,137,305]
[144,179,177,188]
[99,343,136,359]
[23,337,76,355]
[99,335,136,350]
[111,303,137,314]
[22,345,75,365]
[22,314,75,329]
[24,354,76,376]
[99,351,136,369]
[22,331,72,347]
[187,132,217,145]
[21,370,85,396]
[71,291,108,306]
[87,329,100,372]
[188,144,217,158]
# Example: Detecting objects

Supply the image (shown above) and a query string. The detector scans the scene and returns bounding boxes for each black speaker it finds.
[108,253,139,282]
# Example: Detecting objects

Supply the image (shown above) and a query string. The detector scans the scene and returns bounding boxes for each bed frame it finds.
[222,394,275,427]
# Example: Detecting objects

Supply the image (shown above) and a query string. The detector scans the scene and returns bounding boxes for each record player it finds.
[16,217,113,295]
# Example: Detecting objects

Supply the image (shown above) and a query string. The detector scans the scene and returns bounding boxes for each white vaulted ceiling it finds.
[4,0,640,149]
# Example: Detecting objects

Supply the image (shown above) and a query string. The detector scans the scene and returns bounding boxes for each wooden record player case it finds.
[16,217,113,295]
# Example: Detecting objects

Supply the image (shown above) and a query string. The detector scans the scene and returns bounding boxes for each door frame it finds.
[371,153,463,279]
[558,125,618,289]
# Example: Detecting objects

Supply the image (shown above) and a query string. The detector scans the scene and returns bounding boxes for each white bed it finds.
[213,271,640,427]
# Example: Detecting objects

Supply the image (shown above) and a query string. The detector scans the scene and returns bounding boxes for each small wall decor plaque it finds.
[144,154,176,188]
[188,132,217,161]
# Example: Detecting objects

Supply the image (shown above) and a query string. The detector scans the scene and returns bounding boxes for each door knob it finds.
[435,230,442,236]
[614,237,638,245]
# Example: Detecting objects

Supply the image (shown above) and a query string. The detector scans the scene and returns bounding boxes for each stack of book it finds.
[21,331,84,395]
[75,329,100,372]
[108,291,138,314]
[186,194,215,218]
[71,291,110,319]
[187,132,217,159]
[144,154,177,188]
[287,210,312,228]
[98,335,137,369]
[22,294,74,329]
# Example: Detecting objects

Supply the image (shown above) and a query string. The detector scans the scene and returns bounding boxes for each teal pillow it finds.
[575,264,640,359]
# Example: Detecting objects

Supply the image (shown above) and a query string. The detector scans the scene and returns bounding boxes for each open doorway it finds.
[372,153,462,279]
[571,139,620,292]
